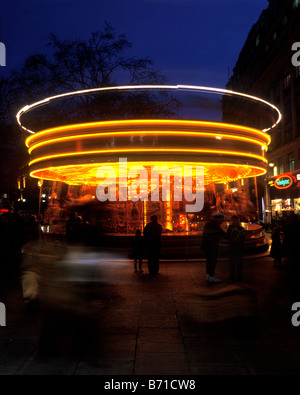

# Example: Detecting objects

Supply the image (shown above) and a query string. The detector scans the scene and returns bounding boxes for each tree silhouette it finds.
[0,23,177,194]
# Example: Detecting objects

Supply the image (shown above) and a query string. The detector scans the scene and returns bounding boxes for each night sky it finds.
[0,0,268,89]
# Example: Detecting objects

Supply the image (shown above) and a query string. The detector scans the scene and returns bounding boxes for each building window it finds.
[282,15,288,26]
[288,153,295,172]
[279,159,284,175]
[274,81,280,98]
[273,166,278,176]
[256,35,260,47]
[283,74,291,89]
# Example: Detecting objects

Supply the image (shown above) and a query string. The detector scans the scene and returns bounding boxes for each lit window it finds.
[282,15,288,26]
[279,160,284,174]
[283,74,291,89]
[274,166,278,176]
[288,153,295,172]
[274,81,280,97]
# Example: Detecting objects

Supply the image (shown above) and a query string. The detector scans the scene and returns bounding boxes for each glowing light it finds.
[143,200,147,230]
[274,175,294,189]
[28,162,267,186]
[25,119,271,148]
[27,127,270,154]
[17,85,281,134]
[28,147,268,167]
[19,86,280,189]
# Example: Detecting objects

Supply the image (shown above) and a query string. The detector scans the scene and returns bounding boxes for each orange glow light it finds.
[28,148,267,167]
[28,161,266,186]
[25,119,271,148]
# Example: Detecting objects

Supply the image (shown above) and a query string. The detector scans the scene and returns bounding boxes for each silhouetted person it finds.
[131,229,144,273]
[21,215,43,312]
[270,224,283,268]
[7,208,25,281]
[25,215,41,243]
[284,214,300,301]
[227,215,245,280]
[66,211,82,245]
[201,212,227,283]
[143,215,162,275]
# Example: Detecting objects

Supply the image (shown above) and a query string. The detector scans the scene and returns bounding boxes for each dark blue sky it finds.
[0,0,268,88]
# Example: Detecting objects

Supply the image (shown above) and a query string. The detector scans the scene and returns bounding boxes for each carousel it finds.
[17,85,281,258]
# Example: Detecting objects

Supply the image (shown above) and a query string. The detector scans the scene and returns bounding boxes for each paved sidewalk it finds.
[0,253,299,375]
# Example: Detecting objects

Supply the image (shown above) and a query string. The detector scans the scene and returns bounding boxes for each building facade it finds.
[226,0,300,222]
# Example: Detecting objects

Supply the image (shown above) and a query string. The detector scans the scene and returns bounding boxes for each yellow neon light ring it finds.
[29,162,266,186]
[25,120,272,147]
[28,148,268,167]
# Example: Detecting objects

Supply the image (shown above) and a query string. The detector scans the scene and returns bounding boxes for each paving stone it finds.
[16,354,79,375]
[75,359,134,375]
[184,337,241,367]
[137,328,185,353]
[134,352,190,375]
[0,340,37,375]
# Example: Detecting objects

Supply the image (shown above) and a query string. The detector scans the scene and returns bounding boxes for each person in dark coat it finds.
[66,211,82,245]
[283,214,300,301]
[270,224,283,268]
[201,212,227,283]
[227,215,246,280]
[131,229,144,273]
[143,215,162,275]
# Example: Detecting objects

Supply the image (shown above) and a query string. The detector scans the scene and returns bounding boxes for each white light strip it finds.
[16,85,282,134]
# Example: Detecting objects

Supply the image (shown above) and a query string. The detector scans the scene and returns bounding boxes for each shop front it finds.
[268,170,300,221]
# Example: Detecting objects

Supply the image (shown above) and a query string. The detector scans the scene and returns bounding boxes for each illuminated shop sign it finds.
[274,175,294,189]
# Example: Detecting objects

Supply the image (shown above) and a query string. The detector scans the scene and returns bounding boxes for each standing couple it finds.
[132,215,162,275]
[202,212,245,284]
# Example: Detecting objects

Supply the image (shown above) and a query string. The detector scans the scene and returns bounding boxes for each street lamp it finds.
[38,179,43,221]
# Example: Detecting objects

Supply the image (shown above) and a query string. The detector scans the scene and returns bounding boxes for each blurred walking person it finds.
[227,215,246,281]
[270,224,283,269]
[284,214,300,301]
[201,212,227,283]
